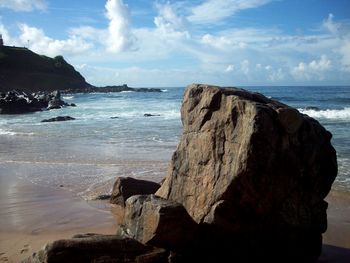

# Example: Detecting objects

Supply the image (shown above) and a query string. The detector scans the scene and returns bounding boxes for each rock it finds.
[0,89,75,114]
[94,194,111,200]
[144,113,161,117]
[305,106,321,111]
[0,90,41,114]
[21,234,168,263]
[41,116,75,122]
[110,177,161,207]
[47,90,68,110]
[156,84,337,262]
[120,195,197,251]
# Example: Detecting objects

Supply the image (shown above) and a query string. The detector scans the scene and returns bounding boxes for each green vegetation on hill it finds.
[0,46,91,92]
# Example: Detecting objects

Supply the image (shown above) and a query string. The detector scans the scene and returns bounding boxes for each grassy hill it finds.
[0,46,91,92]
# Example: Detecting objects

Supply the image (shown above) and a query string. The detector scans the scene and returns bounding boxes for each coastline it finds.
[0,171,349,263]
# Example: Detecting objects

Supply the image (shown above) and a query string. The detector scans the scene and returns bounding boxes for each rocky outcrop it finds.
[41,116,75,122]
[23,84,338,263]
[110,177,161,207]
[155,84,337,262]
[61,85,162,94]
[0,46,90,92]
[21,234,168,263]
[0,89,75,114]
[119,195,197,251]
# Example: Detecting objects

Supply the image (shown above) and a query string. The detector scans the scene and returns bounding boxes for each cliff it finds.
[0,46,91,92]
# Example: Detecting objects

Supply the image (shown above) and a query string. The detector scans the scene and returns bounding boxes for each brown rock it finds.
[110,177,161,207]
[120,195,197,251]
[21,234,168,263]
[156,84,337,261]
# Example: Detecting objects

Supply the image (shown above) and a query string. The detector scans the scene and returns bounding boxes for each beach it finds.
[0,165,349,263]
[0,86,349,262]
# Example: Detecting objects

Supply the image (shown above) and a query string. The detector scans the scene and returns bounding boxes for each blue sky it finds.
[1,0,350,87]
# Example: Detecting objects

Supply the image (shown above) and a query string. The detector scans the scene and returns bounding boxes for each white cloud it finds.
[291,55,332,80]
[339,40,350,71]
[17,24,93,57]
[105,0,137,53]
[241,59,250,75]
[225,64,235,72]
[268,68,284,81]
[201,34,247,50]
[0,23,15,45]
[153,3,190,42]
[188,0,272,24]
[0,0,47,12]
[323,13,340,35]
[155,3,188,30]
[69,26,104,41]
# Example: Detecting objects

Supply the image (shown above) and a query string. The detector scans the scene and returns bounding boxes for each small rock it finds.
[144,113,160,117]
[41,116,75,122]
[110,177,161,207]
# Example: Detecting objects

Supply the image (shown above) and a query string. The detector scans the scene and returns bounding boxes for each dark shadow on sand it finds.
[318,245,350,263]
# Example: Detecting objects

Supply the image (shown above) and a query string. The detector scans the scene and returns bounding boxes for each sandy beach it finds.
[0,166,349,263]
[0,171,118,263]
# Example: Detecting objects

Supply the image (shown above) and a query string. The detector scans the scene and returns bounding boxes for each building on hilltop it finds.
[0,34,3,46]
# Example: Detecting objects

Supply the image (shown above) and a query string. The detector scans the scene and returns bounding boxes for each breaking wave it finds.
[299,107,350,121]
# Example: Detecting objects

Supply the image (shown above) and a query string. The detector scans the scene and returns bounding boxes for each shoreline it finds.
[0,173,118,263]
[0,173,349,263]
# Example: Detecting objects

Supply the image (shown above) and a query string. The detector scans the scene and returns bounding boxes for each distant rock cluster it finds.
[23,84,337,263]
[61,84,162,94]
[0,89,75,114]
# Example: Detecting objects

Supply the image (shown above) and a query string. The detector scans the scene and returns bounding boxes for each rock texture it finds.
[0,89,75,114]
[110,177,161,207]
[156,84,337,261]
[119,195,197,251]
[21,234,168,263]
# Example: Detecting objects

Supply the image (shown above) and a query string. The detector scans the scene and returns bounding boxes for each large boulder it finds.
[110,177,161,207]
[21,234,168,263]
[156,84,337,261]
[119,195,197,251]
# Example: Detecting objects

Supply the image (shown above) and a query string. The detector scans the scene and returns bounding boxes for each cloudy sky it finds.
[1,0,350,87]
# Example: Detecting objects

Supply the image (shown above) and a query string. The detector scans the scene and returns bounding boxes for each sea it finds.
[0,86,349,199]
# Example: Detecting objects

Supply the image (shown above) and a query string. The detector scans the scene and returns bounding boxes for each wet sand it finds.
[318,190,350,262]
[0,171,349,262]
[0,172,118,263]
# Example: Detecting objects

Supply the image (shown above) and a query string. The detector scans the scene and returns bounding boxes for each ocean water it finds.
[0,86,349,198]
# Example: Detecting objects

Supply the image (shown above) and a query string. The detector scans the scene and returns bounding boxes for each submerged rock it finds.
[156,84,337,262]
[41,116,75,122]
[144,113,161,117]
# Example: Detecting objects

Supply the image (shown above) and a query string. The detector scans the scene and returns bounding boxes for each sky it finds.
[0,0,350,87]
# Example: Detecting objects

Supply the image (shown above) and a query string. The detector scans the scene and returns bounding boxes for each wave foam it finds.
[63,96,74,100]
[299,107,350,120]
[0,129,16,136]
